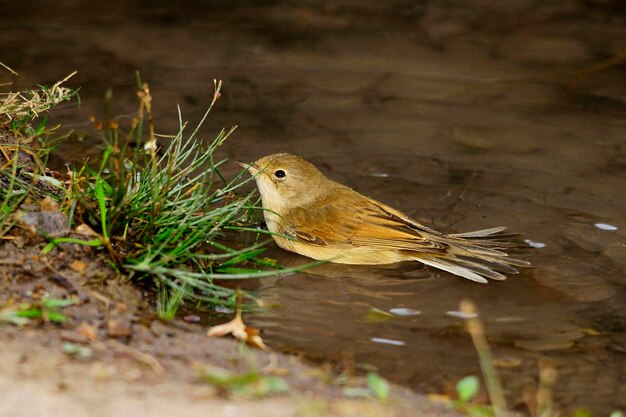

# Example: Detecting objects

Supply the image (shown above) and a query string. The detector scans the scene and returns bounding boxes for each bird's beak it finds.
[236,161,259,175]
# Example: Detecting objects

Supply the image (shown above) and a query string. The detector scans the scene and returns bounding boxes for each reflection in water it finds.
[3,0,625,413]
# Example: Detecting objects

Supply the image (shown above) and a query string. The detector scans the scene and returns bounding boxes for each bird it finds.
[238,153,530,283]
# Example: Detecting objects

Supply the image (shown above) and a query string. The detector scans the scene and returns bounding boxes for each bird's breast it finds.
[262,209,283,234]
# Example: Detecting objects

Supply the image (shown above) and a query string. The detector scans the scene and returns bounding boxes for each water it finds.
[3,0,625,413]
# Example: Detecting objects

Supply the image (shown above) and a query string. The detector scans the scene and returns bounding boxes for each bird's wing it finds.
[283,188,448,254]
[280,186,528,283]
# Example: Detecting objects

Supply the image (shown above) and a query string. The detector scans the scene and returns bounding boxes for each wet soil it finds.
[2,0,626,415]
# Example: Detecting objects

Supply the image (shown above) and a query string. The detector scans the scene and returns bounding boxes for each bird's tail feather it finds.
[417,226,530,283]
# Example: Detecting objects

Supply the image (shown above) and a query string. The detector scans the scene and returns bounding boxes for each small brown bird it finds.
[239,153,529,283]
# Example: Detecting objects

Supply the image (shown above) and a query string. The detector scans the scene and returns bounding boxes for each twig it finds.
[89,290,112,322]
[0,62,18,75]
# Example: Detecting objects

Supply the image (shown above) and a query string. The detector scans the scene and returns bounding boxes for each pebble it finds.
[20,211,68,237]
[184,315,201,323]
[107,319,133,338]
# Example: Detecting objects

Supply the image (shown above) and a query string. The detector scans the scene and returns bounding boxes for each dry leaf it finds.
[207,315,247,340]
[207,292,267,349]
[244,326,268,350]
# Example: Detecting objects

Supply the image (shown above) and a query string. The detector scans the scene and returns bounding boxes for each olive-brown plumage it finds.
[239,153,529,283]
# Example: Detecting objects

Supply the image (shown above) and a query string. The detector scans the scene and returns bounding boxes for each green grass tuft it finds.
[54,74,307,310]
[2,69,312,313]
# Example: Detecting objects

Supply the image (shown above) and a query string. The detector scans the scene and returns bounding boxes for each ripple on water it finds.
[562,223,620,253]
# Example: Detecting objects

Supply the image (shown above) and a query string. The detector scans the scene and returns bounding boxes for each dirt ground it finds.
[0,212,459,417]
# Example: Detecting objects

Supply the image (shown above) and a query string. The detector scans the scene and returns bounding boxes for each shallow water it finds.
[3,0,625,413]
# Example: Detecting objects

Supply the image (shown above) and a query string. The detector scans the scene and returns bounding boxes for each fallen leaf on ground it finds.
[244,326,268,350]
[207,314,247,340]
[207,292,267,350]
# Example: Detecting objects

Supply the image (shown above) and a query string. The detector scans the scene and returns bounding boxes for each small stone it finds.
[77,322,98,341]
[62,343,93,358]
[60,330,91,344]
[70,260,88,274]
[184,315,201,323]
[19,211,68,237]
[107,320,132,338]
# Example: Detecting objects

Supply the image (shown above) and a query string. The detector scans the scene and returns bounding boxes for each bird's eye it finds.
[274,169,286,179]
